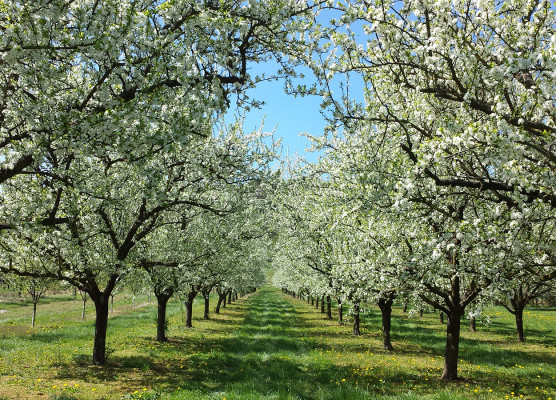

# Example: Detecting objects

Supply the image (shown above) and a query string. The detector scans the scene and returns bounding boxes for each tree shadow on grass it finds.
[46,288,556,399]
[486,319,556,346]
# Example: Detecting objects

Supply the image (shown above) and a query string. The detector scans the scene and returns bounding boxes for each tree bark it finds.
[91,294,110,365]
[311,296,314,306]
[215,293,226,314]
[439,312,444,324]
[203,291,210,320]
[316,296,319,309]
[228,290,232,305]
[184,291,197,328]
[441,311,462,380]
[353,301,361,336]
[32,302,37,328]
[469,314,476,332]
[320,295,325,313]
[338,302,343,322]
[378,295,394,351]
[515,307,525,343]
[155,290,172,342]
[326,295,332,319]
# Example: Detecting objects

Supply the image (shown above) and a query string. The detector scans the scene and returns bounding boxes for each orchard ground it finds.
[0,286,554,400]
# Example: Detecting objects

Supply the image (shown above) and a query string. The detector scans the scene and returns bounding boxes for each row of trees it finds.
[0,0,320,365]
[272,0,555,382]
[1,0,554,383]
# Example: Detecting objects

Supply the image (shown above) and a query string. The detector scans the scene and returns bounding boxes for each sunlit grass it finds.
[0,286,554,399]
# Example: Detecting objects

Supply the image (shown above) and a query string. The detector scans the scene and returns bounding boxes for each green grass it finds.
[0,286,554,399]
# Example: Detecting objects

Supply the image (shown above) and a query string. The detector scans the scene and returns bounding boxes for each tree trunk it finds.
[338,302,343,323]
[203,291,210,320]
[515,307,525,343]
[403,300,408,313]
[311,296,314,306]
[353,302,361,336]
[92,295,110,365]
[419,308,424,317]
[326,295,332,319]
[441,311,462,380]
[215,293,226,314]
[469,315,476,332]
[506,292,528,343]
[378,296,394,351]
[320,296,325,313]
[316,296,319,309]
[184,291,197,328]
[32,302,37,328]
[439,312,444,324]
[228,290,232,305]
[155,291,172,342]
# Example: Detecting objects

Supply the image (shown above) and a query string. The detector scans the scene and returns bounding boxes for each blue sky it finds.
[225,7,367,164]
[227,63,328,164]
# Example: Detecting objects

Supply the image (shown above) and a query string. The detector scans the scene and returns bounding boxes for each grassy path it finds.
[0,286,555,399]
[191,286,362,399]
